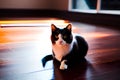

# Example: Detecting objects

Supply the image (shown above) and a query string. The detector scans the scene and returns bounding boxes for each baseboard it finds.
[0,9,120,29]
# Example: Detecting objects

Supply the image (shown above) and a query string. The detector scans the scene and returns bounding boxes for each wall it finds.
[0,0,69,10]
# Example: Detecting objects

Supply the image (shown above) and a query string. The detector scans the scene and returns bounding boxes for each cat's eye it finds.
[55,35,58,38]
[63,35,67,39]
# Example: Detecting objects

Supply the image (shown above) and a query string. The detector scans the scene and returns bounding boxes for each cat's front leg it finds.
[60,60,68,70]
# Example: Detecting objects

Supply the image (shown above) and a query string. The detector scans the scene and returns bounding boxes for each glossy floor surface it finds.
[0,18,120,80]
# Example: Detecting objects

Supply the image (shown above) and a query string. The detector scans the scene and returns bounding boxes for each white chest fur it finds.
[52,42,73,61]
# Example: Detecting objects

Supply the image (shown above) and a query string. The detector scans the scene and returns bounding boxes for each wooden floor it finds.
[0,18,120,80]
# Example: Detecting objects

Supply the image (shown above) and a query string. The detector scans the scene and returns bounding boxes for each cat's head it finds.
[51,24,73,45]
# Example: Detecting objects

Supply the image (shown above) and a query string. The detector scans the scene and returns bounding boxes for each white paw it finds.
[59,60,68,70]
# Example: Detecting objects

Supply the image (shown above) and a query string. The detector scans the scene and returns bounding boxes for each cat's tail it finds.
[41,54,53,67]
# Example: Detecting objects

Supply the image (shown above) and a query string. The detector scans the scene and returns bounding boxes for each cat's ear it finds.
[51,24,57,31]
[66,24,72,31]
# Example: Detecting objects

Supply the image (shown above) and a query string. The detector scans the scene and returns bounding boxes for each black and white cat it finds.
[42,24,88,70]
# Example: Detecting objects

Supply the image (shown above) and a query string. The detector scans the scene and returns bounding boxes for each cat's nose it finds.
[59,41,63,44]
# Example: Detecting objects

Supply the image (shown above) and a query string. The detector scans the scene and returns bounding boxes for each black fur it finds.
[42,55,53,67]
[61,35,88,65]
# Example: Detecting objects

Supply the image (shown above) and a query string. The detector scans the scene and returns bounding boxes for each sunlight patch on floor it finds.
[0,19,69,27]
